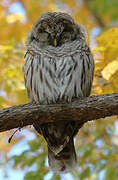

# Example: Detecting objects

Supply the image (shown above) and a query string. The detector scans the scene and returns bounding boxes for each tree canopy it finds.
[0,0,118,179]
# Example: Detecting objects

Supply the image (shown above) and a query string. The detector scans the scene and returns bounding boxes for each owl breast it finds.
[24,43,94,104]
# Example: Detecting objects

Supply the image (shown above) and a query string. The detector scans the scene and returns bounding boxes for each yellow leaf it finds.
[103,85,114,94]
[102,59,118,80]
[95,62,106,72]
[94,86,103,95]
[6,14,25,23]
[92,46,106,53]
[98,28,118,46]
[97,28,118,62]
[0,45,13,51]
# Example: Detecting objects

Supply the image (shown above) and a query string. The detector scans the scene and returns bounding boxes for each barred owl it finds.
[23,12,94,173]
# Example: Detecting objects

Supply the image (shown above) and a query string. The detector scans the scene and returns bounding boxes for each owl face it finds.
[30,12,78,47]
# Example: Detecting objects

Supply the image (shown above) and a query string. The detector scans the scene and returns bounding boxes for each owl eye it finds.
[38,32,49,42]
[61,31,71,39]
[62,32,70,37]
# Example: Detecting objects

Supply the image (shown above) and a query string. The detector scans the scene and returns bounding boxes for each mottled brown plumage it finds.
[23,12,94,173]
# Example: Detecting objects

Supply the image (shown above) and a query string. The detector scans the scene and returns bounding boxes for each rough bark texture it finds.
[0,93,118,133]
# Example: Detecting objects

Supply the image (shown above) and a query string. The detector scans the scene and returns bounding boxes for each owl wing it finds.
[55,44,94,101]
[24,50,61,104]
[79,45,94,97]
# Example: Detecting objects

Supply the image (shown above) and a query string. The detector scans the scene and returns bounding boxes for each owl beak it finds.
[54,38,57,47]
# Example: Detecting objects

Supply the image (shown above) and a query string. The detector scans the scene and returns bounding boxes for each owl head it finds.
[26,12,86,47]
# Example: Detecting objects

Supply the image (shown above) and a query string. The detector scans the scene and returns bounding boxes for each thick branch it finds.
[0,93,118,133]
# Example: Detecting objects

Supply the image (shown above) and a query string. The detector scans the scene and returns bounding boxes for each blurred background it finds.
[0,0,118,179]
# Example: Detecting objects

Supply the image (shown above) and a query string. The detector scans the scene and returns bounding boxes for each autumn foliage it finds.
[0,0,118,179]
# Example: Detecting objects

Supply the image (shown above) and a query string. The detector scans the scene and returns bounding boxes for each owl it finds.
[23,12,94,173]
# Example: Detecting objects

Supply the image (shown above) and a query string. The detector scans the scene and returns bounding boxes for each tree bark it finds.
[0,93,118,133]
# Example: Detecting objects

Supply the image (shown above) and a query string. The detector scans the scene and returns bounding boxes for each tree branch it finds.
[0,93,118,133]
[84,0,105,28]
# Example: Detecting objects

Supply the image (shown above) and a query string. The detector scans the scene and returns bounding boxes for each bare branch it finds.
[84,0,105,28]
[0,93,118,133]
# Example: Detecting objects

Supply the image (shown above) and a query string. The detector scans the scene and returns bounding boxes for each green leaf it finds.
[105,168,117,180]
[79,167,90,180]
[24,172,43,180]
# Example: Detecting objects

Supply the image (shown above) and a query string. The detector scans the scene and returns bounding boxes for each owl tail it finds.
[48,138,77,173]
[33,121,80,173]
